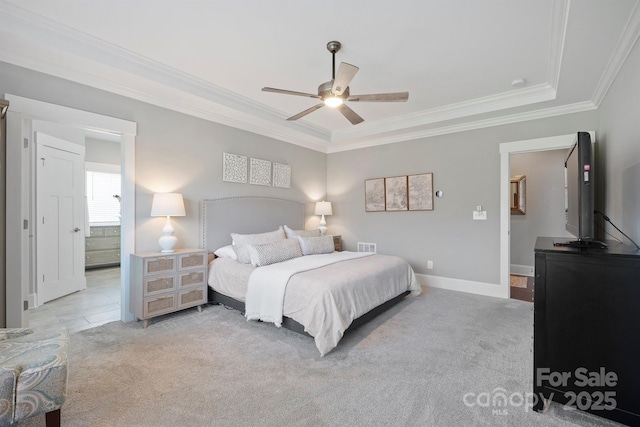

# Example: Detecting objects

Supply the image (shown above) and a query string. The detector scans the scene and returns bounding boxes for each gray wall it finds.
[509,150,573,270]
[0,62,327,253]
[4,39,639,290]
[597,38,640,246]
[327,112,599,285]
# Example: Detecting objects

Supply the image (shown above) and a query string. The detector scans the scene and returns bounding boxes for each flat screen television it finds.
[557,132,605,247]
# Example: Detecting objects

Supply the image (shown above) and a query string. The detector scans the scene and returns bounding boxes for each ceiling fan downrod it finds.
[327,41,341,81]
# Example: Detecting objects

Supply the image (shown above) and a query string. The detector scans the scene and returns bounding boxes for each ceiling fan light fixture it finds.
[324,97,343,107]
[262,41,408,125]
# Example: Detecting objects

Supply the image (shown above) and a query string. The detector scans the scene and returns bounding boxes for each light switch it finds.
[473,211,487,220]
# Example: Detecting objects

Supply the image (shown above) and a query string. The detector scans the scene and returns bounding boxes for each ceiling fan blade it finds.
[347,92,409,102]
[286,103,325,121]
[332,63,359,96]
[337,104,364,125]
[262,87,321,99]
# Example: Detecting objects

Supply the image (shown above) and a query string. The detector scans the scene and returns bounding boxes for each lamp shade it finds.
[314,201,333,216]
[150,193,186,217]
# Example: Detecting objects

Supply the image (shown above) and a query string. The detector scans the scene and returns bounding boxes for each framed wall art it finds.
[249,158,272,186]
[408,173,434,211]
[385,176,408,211]
[272,162,291,188]
[365,178,386,212]
[222,152,247,183]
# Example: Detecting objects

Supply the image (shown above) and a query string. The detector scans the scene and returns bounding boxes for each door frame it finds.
[498,132,593,299]
[5,94,137,326]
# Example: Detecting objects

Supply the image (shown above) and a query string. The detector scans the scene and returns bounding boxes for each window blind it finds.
[86,171,121,223]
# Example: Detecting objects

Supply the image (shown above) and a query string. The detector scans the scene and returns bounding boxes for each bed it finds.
[203,197,421,356]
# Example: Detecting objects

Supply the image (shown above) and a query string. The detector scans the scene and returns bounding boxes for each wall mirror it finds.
[510,175,526,215]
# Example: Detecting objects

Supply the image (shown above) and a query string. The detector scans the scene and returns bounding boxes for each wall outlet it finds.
[427,260,433,269]
[473,210,487,220]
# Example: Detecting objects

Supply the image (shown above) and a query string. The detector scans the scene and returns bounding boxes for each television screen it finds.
[564,132,595,242]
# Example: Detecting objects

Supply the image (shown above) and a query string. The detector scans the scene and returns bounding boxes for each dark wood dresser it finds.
[533,237,640,425]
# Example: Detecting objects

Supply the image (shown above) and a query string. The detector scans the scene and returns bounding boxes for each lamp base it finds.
[158,235,177,253]
[158,216,178,252]
[318,226,327,236]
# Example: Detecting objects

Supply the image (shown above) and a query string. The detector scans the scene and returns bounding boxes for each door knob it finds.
[74,227,81,232]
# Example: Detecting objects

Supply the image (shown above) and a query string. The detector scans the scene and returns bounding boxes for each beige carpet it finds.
[18,288,619,427]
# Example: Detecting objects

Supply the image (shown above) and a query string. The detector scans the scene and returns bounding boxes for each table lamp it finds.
[314,201,333,235]
[150,193,186,253]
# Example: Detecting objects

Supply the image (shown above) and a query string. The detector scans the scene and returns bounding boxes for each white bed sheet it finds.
[208,253,420,355]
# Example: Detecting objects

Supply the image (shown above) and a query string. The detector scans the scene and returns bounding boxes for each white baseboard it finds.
[28,293,37,309]
[415,273,507,299]
[510,264,534,277]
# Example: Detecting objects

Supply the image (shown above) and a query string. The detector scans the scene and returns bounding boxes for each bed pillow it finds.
[248,239,303,267]
[282,225,321,239]
[213,245,237,260]
[297,235,335,255]
[231,229,286,264]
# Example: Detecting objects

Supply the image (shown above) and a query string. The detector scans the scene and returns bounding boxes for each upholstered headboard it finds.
[202,197,305,252]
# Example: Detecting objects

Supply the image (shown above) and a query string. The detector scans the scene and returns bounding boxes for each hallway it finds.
[29,267,121,332]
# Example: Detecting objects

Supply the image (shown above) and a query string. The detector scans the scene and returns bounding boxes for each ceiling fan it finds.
[262,41,409,125]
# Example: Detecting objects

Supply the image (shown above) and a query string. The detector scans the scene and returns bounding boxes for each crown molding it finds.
[0,1,332,146]
[548,0,570,90]
[331,83,556,143]
[326,101,596,153]
[591,0,640,107]
[0,45,331,153]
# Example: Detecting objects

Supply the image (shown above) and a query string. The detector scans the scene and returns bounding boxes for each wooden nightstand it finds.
[130,248,208,328]
[332,235,342,252]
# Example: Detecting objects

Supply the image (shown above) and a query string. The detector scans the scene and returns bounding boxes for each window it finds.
[86,163,121,224]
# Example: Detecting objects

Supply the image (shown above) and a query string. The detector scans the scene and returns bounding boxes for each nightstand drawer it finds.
[178,287,206,309]
[144,275,177,295]
[89,227,104,237]
[179,269,206,288]
[179,252,206,270]
[144,256,176,275]
[143,294,177,317]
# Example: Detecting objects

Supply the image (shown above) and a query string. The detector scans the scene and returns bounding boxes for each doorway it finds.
[29,131,124,330]
[508,149,573,302]
[5,94,136,328]
[499,132,593,299]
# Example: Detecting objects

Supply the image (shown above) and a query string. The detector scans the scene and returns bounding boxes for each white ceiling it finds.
[1,0,639,152]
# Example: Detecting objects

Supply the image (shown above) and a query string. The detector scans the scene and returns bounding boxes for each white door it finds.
[36,132,87,304]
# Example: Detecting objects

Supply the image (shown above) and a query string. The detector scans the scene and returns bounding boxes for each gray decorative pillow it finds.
[231,228,286,264]
[283,224,320,238]
[248,239,303,267]
[297,235,335,255]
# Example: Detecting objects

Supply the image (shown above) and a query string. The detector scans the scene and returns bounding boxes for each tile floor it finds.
[29,266,121,332]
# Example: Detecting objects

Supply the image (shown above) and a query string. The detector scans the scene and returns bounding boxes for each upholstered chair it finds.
[0,328,69,427]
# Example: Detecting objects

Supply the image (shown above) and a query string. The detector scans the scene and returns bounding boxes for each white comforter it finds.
[243,251,420,356]
[245,251,374,327]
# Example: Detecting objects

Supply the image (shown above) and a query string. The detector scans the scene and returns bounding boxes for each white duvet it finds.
[245,251,374,327]
[242,251,421,356]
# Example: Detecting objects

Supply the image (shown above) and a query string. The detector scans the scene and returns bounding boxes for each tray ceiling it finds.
[1,0,639,152]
